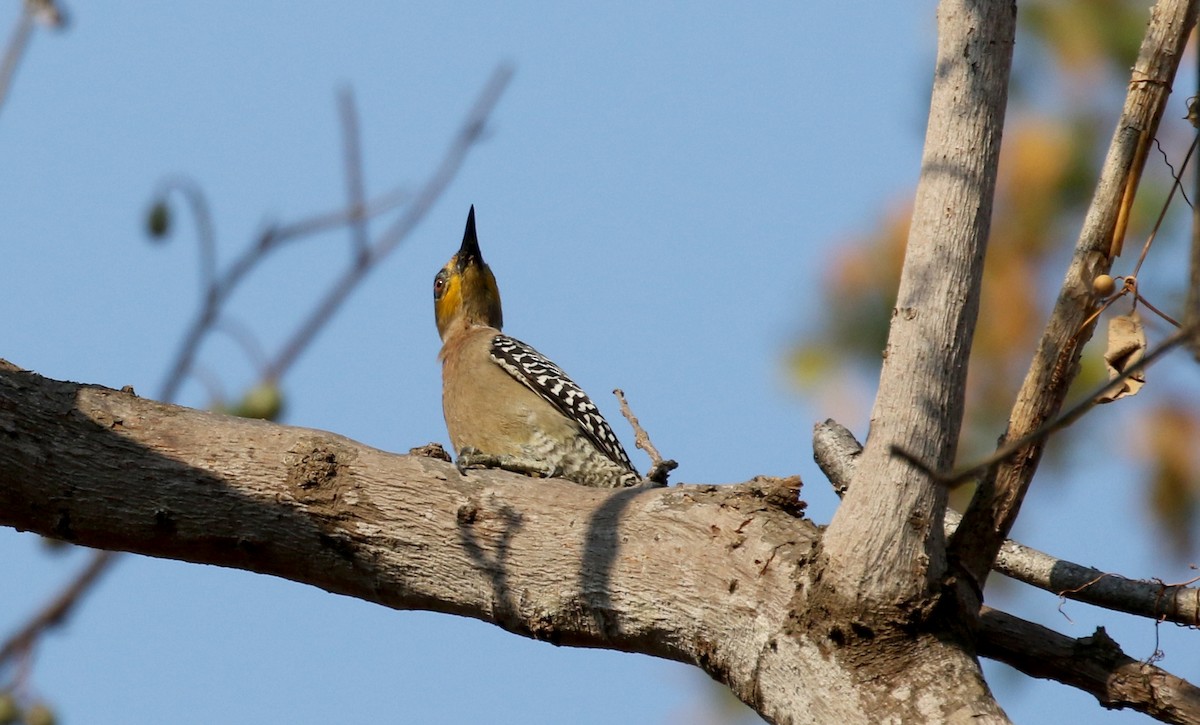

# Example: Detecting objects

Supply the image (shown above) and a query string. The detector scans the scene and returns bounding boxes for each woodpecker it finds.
[434,206,641,488]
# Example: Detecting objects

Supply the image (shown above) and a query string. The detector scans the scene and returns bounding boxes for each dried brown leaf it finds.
[1096,312,1146,403]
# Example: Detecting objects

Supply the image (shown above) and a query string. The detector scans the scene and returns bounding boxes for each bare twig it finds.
[977,607,1200,723]
[0,4,34,117]
[1085,274,1183,330]
[892,325,1192,485]
[211,316,269,375]
[0,0,64,117]
[613,388,677,484]
[950,0,1199,586]
[338,86,370,263]
[1155,135,1194,208]
[263,63,514,380]
[815,419,1200,627]
[1188,78,1200,357]
[155,182,410,403]
[159,64,512,400]
[153,177,218,294]
[0,550,116,675]
[612,388,663,464]
[261,186,410,245]
[1135,289,1183,327]
[1129,134,1199,280]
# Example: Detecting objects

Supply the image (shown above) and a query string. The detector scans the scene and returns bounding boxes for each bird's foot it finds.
[457,447,560,479]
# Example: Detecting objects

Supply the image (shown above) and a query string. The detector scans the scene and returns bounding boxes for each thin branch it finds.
[950,0,1200,586]
[0,551,116,673]
[1188,77,1200,356]
[263,63,514,381]
[815,419,1200,627]
[154,177,218,296]
[211,315,269,374]
[1136,289,1183,327]
[0,0,63,117]
[188,364,228,407]
[1155,135,1194,208]
[892,326,1192,485]
[337,85,370,263]
[155,178,407,403]
[0,4,34,117]
[1130,134,1199,280]
[158,65,510,401]
[977,606,1200,724]
[262,186,410,245]
[613,388,677,485]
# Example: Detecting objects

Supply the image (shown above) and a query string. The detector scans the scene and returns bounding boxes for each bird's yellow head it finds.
[434,206,503,341]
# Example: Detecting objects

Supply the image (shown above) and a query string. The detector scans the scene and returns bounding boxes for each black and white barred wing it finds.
[489,335,635,472]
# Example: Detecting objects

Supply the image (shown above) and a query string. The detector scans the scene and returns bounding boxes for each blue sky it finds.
[1,3,1196,724]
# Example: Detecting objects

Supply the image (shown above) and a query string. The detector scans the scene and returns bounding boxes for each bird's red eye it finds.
[433,271,447,299]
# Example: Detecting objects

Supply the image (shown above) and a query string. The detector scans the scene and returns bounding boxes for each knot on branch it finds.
[743,475,806,518]
[409,442,452,462]
[288,441,347,490]
[285,440,368,522]
[1077,626,1124,664]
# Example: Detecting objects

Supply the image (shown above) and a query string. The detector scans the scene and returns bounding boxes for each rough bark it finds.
[9,360,1200,722]
[819,0,1014,613]
[978,609,1200,725]
[0,360,1013,724]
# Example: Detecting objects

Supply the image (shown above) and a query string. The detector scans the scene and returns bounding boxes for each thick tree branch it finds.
[815,419,1200,627]
[1,359,935,725]
[952,0,1200,586]
[0,360,1033,723]
[821,0,1015,608]
[33,354,1200,723]
[978,607,1200,725]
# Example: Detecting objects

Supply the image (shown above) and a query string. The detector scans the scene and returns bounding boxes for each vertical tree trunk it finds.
[820,0,1014,609]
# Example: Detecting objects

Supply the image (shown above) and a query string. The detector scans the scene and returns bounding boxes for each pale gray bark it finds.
[6,361,1200,722]
[819,0,1014,611]
[0,360,997,724]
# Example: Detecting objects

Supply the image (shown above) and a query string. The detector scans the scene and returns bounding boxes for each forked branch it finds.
[815,420,1200,627]
[951,0,1200,586]
[819,0,1016,605]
